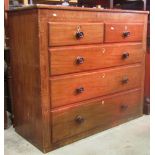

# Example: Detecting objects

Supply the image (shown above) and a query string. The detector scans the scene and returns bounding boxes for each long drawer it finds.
[104,23,144,43]
[51,89,142,143]
[48,22,103,46]
[49,43,144,75]
[50,64,143,108]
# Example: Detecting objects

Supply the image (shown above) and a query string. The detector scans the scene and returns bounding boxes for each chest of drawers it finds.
[8,5,148,153]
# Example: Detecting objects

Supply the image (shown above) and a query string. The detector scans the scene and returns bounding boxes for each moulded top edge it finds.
[7,4,149,14]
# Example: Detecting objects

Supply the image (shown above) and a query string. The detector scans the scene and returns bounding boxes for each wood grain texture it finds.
[8,4,149,14]
[50,64,143,108]
[144,48,150,99]
[52,89,142,143]
[8,6,148,153]
[140,14,148,116]
[49,43,144,75]
[48,22,104,46]
[8,10,44,150]
[52,114,142,150]
[38,9,52,151]
[46,9,147,23]
[104,23,144,43]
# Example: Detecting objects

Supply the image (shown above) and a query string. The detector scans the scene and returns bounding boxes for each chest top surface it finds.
[8,4,149,14]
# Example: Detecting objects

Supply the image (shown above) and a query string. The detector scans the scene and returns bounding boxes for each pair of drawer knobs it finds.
[75,31,130,39]
[76,52,129,65]
[75,31,130,40]
[75,104,128,124]
[76,77,129,94]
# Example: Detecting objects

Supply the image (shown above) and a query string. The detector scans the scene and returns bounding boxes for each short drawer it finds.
[51,89,142,143]
[104,23,144,43]
[48,22,103,46]
[49,43,144,75]
[50,64,143,108]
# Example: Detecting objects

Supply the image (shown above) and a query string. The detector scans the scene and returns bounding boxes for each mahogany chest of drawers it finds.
[8,5,148,153]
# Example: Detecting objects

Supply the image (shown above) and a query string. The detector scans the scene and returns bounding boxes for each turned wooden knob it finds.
[76,31,84,39]
[120,104,128,111]
[76,87,84,94]
[76,56,84,64]
[122,31,130,38]
[122,52,129,59]
[121,77,129,84]
[75,115,85,124]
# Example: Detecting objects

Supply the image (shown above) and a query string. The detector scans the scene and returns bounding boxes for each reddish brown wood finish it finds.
[48,22,104,46]
[4,0,9,46]
[51,64,143,108]
[8,4,149,14]
[49,43,144,75]
[144,48,150,98]
[52,89,142,143]
[8,5,148,153]
[104,23,144,43]
[8,10,44,150]
[38,10,52,150]
[144,47,150,114]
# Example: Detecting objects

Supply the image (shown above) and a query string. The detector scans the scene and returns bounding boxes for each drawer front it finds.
[52,89,142,143]
[50,64,143,108]
[48,22,103,46]
[104,23,144,43]
[49,43,144,75]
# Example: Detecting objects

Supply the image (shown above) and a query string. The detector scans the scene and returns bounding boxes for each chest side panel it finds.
[8,9,44,150]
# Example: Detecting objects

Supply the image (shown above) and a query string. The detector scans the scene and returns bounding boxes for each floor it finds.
[4,115,150,155]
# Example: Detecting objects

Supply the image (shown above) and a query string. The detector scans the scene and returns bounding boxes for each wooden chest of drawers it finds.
[8,5,148,153]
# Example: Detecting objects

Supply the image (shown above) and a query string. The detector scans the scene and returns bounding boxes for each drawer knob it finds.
[120,104,128,111]
[122,52,129,59]
[76,87,84,94]
[76,31,84,39]
[121,77,129,84]
[75,115,85,124]
[123,31,130,38]
[76,56,84,64]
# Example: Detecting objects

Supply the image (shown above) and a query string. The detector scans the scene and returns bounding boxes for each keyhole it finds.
[125,26,128,30]
[102,101,105,105]
[77,25,81,32]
